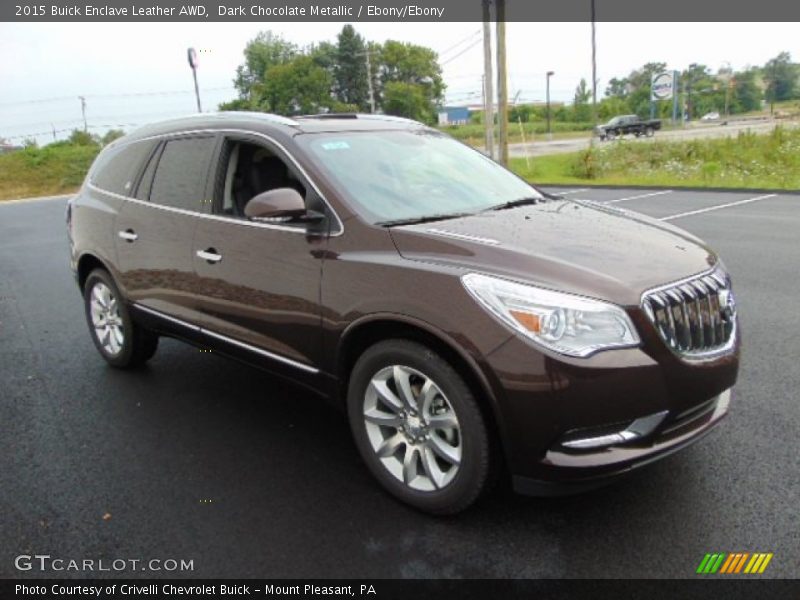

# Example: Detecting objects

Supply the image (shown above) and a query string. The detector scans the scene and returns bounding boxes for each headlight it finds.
[461,273,640,357]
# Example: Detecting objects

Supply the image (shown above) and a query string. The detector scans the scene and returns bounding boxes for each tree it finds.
[232,32,298,100]
[731,68,762,113]
[334,25,369,109]
[572,78,591,121]
[625,62,667,117]
[68,129,98,146]
[261,55,333,115]
[382,82,433,123]
[605,77,629,99]
[763,52,798,107]
[377,40,445,119]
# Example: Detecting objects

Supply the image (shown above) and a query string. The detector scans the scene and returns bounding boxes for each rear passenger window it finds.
[92,141,154,196]
[135,144,161,201]
[149,137,216,212]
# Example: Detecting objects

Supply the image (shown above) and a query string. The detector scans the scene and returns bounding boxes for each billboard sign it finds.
[651,72,674,101]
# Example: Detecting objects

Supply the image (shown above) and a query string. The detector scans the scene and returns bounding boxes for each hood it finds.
[389,199,717,306]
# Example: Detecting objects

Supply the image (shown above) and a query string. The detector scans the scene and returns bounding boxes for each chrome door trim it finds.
[132,302,319,374]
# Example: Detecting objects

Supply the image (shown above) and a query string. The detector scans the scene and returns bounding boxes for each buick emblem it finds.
[719,289,736,322]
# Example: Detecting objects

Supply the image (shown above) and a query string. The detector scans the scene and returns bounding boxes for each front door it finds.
[191,133,333,375]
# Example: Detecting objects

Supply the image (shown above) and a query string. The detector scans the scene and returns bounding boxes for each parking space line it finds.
[660,194,779,221]
[553,188,589,196]
[605,190,673,204]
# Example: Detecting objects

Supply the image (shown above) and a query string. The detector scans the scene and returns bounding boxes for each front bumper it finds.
[513,389,730,496]
[480,315,740,494]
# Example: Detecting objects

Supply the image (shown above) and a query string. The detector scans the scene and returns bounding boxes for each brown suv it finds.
[67,113,739,514]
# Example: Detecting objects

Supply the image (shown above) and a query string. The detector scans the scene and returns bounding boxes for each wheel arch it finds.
[77,253,112,290]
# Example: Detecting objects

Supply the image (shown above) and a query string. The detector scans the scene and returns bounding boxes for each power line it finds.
[436,29,482,59]
[440,38,483,66]
[0,86,235,108]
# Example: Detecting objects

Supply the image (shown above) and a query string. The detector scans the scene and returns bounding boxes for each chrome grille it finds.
[642,269,736,358]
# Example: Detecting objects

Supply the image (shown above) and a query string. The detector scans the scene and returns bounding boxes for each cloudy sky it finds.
[1,21,796,144]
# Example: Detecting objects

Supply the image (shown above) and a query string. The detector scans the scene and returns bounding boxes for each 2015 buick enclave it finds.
[67,112,739,514]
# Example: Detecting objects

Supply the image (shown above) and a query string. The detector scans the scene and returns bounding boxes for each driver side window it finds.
[216,139,307,219]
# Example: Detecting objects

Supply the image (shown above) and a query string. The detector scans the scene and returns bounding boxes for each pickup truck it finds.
[595,115,661,140]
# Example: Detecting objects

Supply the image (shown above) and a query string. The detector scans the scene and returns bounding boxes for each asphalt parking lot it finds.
[1,188,797,579]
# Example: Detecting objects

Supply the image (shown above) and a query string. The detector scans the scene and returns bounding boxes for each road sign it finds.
[187,47,198,70]
[651,72,674,101]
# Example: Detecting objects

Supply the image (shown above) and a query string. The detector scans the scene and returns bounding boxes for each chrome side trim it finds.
[134,303,201,332]
[89,127,345,236]
[561,410,668,450]
[132,303,319,374]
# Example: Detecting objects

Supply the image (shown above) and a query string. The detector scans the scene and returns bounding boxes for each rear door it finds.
[115,133,218,324]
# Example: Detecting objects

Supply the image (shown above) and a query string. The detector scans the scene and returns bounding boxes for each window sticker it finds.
[321,141,350,150]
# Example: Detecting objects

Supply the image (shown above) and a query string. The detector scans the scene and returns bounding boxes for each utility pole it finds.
[590,0,598,130]
[546,71,555,138]
[51,123,57,142]
[482,0,495,158]
[78,96,87,132]
[495,0,508,165]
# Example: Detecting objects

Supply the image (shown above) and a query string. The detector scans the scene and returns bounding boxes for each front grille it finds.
[642,268,736,358]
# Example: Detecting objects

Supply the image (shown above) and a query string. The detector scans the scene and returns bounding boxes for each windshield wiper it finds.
[484,196,544,212]
[376,212,473,227]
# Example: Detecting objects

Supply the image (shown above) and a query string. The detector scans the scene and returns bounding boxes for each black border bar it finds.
[3,0,800,22]
[3,579,800,600]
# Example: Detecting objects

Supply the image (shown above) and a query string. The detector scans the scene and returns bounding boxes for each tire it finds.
[607,130,616,141]
[645,127,654,137]
[347,339,491,515]
[83,268,158,368]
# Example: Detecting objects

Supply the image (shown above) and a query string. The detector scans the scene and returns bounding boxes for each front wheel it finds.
[347,339,492,515]
[84,269,158,368]
[645,127,654,137]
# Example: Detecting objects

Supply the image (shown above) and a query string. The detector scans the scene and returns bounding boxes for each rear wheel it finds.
[347,339,491,515]
[645,127,655,137]
[83,269,158,368]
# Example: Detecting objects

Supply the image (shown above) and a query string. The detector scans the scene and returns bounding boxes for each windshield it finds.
[297,129,541,225]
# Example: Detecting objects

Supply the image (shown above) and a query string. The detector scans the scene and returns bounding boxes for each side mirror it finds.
[244,188,317,222]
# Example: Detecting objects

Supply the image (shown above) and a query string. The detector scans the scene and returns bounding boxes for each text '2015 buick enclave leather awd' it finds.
[67,112,739,514]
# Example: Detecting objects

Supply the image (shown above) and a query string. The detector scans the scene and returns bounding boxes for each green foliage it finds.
[763,52,798,104]
[101,129,125,145]
[222,26,445,119]
[382,82,434,123]
[553,126,800,189]
[68,129,99,146]
[334,25,369,109]
[261,55,333,115]
[233,31,298,100]
[0,140,100,200]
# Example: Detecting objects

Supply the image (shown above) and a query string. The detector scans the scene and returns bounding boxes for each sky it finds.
[0,21,797,145]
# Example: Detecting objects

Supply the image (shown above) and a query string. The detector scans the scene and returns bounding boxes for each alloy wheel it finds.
[362,365,462,492]
[89,281,124,356]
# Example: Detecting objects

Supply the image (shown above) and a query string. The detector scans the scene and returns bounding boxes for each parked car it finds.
[701,112,721,121]
[67,112,739,514]
[595,114,662,140]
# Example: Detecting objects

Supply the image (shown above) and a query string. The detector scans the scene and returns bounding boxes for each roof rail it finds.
[295,113,359,120]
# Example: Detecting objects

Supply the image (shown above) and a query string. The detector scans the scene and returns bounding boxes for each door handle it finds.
[118,229,138,242]
[196,248,222,264]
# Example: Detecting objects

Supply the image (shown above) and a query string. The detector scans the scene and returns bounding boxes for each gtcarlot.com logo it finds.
[696,552,774,574]
[15,554,194,572]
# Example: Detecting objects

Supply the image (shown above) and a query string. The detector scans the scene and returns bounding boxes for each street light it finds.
[546,71,555,138]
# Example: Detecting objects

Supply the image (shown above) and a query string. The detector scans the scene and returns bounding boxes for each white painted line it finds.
[660,194,779,221]
[605,190,673,204]
[553,188,589,196]
[0,194,73,206]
